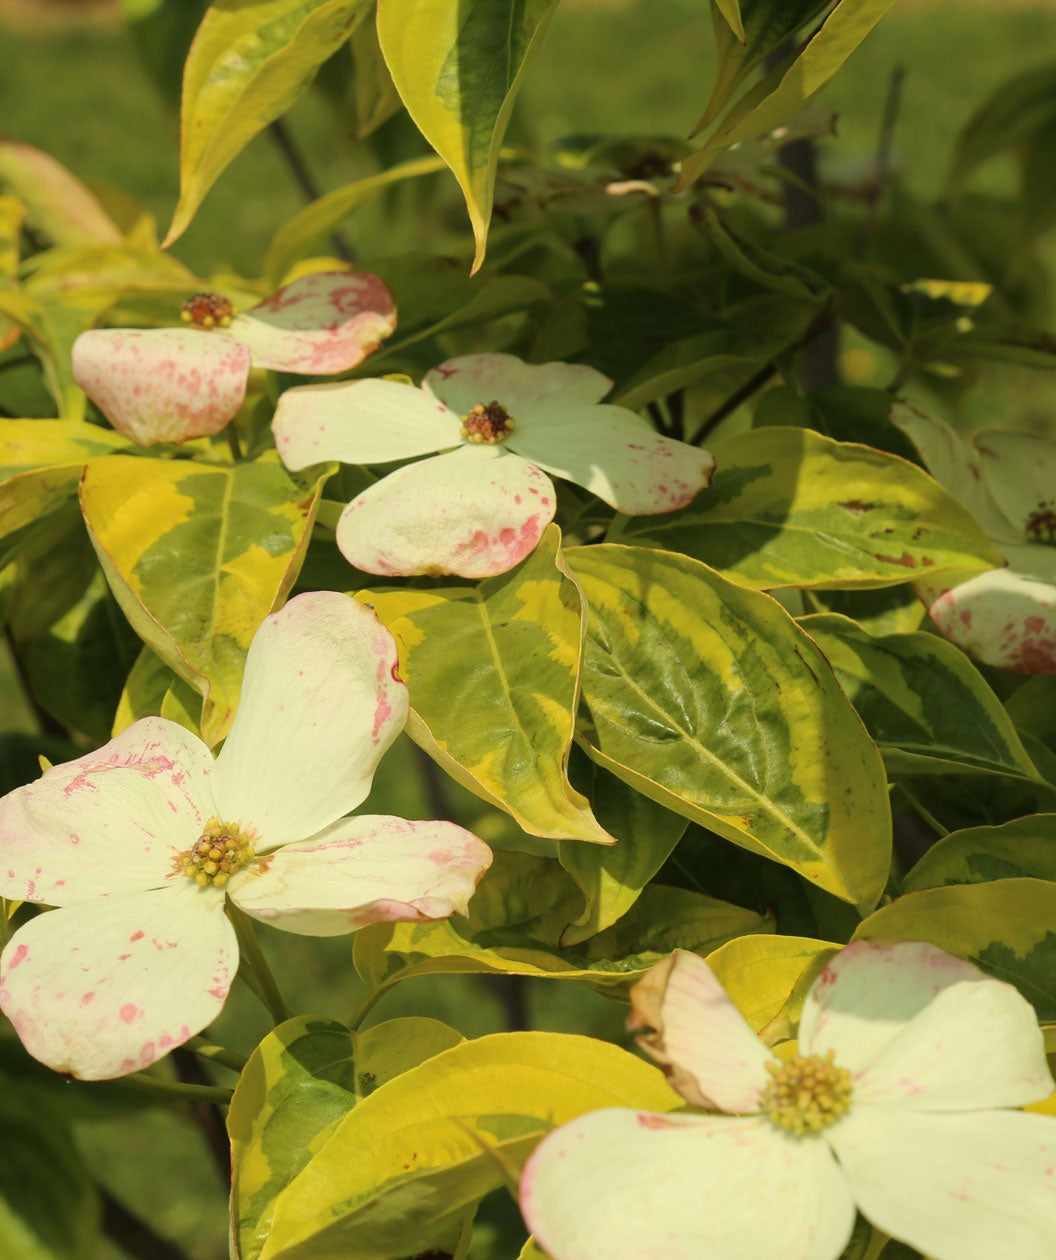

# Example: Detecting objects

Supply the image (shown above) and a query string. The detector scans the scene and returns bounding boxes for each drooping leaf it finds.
[229,1015,464,1260]
[165,0,372,245]
[79,451,332,746]
[621,427,1003,589]
[364,527,614,846]
[695,0,830,133]
[354,849,772,997]
[855,878,1056,1021]
[800,613,1048,784]
[902,815,1056,893]
[376,0,561,272]
[0,140,122,247]
[566,544,891,910]
[946,62,1056,198]
[258,1031,680,1260]
[683,0,901,186]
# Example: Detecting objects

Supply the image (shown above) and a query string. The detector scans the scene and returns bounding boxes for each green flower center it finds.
[461,400,515,444]
[758,1050,853,1136]
[180,292,234,329]
[179,819,255,889]
[1025,501,1056,547]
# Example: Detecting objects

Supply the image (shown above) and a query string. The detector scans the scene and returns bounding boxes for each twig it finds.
[857,64,906,259]
[98,1185,192,1260]
[173,1046,232,1190]
[267,118,354,262]
[691,304,836,445]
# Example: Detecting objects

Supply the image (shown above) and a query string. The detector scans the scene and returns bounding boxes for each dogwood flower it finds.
[272,353,716,578]
[520,940,1056,1260]
[0,591,491,1081]
[892,405,1056,673]
[72,270,396,446]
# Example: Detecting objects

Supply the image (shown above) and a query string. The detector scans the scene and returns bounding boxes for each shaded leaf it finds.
[800,613,1047,783]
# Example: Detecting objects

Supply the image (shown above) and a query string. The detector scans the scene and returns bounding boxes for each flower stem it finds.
[348,982,390,1031]
[225,424,242,462]
[228,905,292,1025]
[117,1073,233,1104]
[185,1035,248,1074]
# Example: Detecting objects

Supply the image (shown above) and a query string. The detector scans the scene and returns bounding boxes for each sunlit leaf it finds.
[364,527,614,845]
[566,544,891,909]
[165,0,372,245]
[259,1031,679,1259]
[80,451,332,745]
[376,0,560,272]
[621,427,1003,589]
[903,815,1056,892]
[230,1015,463,1260]
[855,878,1056,1021]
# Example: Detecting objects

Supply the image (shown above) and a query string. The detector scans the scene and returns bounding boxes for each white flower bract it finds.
[519,940,1056,1260]
[0,591,492,1080]
[72,271,396,446]
[272,352,716,578]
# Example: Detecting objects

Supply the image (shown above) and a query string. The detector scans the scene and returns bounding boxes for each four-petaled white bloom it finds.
[72,270,396,446]
[0,592,492,1080]
[892,404,1056,673]
[272,353,716,578]
[520,940,1056,1260]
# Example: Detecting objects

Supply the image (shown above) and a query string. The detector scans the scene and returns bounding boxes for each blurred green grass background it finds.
[3,2,1056,1256]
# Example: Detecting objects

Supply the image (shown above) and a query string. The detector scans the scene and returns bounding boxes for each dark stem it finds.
[691,305,837,445]
[267,118,354,262]
[98,1185,192,1260]
[173,1047,232,1190]
[766,40,839,394]
[692,361,777,445]
[484,974,531,1032]
[414,743,451,820]
[856,64,906,259]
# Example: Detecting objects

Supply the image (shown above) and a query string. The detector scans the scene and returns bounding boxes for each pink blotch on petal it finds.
[119,1003,140,1024]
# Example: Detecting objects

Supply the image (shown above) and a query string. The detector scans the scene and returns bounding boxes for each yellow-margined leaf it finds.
[855,878,1056,1022]
[376,0,560,272]
[566,544,891,910]
[165,0,372,245]
[230,1016,464,1260]
[80,451,332,746]
[259,1031,680,1260]
[363,526,614,845]
[622,426,1003,589]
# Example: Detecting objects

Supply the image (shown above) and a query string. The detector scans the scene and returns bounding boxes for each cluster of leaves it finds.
[2,1,1056,1258]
